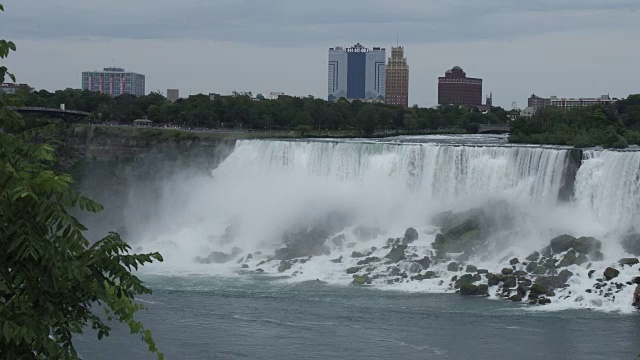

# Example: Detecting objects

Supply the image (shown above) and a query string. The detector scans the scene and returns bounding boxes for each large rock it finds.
[415,256,432,270]
[278,260,292,272]
[447,262,460,272]
[357,257,381,266]
[459,283,489,296]
[384,244,407,263]
[403,227,419,244]
[622,233,640,256]
[414,271,437,280]
[275,227,331,260]
[346,267,361,274]
[550,234,577,254]
[465,265,478,273]
[486,273,500,286]
[352,274,371,285]
[526,251,540,262]
[558,250,578,268]
[619,258,639,266]
[194,247,242,264]
[573,237,602,255]
[603,267,620,281]
[534,276,565,293]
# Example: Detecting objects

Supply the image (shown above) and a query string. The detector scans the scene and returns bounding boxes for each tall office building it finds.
[167,88,179,102]
[82,67,145,96]
[437,66,482,107]
[328,43,386,101]
[384,46,409,107]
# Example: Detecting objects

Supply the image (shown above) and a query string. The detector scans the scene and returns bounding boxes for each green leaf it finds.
[3,322,12,342]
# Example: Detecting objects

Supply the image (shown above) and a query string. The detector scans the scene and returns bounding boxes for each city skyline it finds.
[3,1,640,108]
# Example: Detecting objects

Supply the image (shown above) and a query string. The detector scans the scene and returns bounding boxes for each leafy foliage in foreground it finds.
[0,8,163,359]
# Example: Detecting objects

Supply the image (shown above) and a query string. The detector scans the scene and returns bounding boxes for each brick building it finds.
[437,66,482,107]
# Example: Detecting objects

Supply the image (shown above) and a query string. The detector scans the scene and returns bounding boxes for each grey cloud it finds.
[4,0,640,46]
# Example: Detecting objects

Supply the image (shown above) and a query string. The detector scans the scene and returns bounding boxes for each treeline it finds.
[510,94,640,148]
[12,86,513,136]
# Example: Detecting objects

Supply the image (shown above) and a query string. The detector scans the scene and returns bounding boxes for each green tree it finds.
[0,11,164,359]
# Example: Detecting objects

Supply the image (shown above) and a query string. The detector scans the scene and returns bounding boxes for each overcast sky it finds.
[3,0,640,107]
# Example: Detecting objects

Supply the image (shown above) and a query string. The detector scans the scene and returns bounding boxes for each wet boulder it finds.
[465,265,478,273]
[538,297,552,305]
[351,251,368,258]
[501,268,514,276]
[526,251,540,262]
[384,244,407,263]
[558,250,578,268]
[455,274,475,288]
[278,261,292,272]
[550,234,577,254]
[357,257,381,266]
[459,283,489,296]
[534,276,564,293]
[330,256,343,263]
[447,262,460,272]
[352,274,371,285]
[486,273,500,286]
[275,228,331,260]
[403,227,419,244]
[618,258,639,266]
[194,247,242,264]
[558,269,574,284]
[414,271,437,280]
[509,294,523,302]
[573,237,602,255]
[415,256,432,270]
[529,283,552,298]
[622,233,640,256]
[603,267,620,281]
[346,267,361,274]
[509,258,520,265]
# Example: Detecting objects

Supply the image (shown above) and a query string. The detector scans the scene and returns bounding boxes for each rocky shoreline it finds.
[193,205,640,310]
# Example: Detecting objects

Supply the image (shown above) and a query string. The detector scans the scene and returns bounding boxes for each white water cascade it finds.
[125,139,640,312]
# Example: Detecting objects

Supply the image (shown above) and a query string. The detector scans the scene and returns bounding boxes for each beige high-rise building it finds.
[167,88,179,102]
[384,46,409,107]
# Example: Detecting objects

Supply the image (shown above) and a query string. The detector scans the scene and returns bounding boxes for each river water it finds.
[74,135,640,359]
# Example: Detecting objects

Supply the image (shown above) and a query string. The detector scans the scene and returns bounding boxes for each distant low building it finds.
[520,107,536,118]
[268,91,285,99]
[167,89,179,102]
[0,83,28,94]
[527,94,618,112]
[133,118,153,127]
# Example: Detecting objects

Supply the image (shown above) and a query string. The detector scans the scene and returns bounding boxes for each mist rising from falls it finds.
[123,140,587,267]
[76,138,640,311]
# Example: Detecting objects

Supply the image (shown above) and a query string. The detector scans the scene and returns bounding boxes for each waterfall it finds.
[111,139,640,311]
[575,150,640,231]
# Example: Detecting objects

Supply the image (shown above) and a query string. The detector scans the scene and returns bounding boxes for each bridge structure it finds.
[10,106,91,121]
[477,123,511,134]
